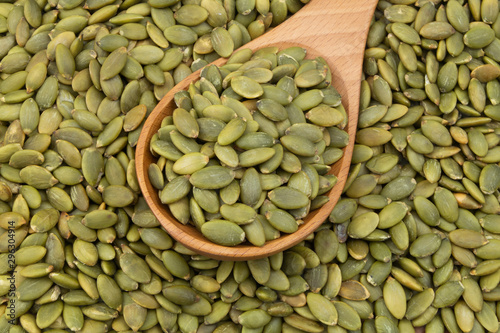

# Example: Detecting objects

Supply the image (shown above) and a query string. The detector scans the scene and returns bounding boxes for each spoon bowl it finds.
[136,0,378,260]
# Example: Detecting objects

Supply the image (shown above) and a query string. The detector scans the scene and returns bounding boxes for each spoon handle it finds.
[246,0,379,70]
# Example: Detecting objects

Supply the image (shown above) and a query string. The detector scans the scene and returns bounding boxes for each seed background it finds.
[0,0,500,332]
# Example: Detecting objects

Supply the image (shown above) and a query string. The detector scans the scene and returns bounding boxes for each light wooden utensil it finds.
[136,0,378,260]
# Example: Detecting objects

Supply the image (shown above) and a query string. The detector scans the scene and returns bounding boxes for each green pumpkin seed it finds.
[201,220,246,246]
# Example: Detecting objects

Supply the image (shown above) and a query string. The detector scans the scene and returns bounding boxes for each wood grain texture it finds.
[135,0,378,260]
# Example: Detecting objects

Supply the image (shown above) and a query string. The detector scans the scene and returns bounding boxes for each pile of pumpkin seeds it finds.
[149,46,346,246]
[1,0,500,331]
[338,0,500,331]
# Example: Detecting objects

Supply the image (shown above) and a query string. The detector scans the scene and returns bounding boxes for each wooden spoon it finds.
[136,0,378,260]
